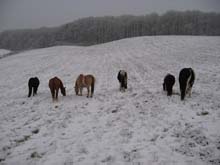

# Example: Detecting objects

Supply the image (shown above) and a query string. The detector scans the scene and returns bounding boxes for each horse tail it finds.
[179,68,191,100]
[181,86,186,100]
[125,72,128,89]
[179,75,187,100]
[91,76,95,96]
[28,85,32,97]
[28,78,32,97]
[189,68,195,87]
[33,86,38,95]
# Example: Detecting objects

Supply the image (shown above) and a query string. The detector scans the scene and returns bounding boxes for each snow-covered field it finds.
[0,36,220,165]
[0,49,11,59]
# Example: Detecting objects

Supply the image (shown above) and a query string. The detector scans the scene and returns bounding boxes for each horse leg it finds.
[33,87,37,96]
[87,87,90,98]
[56,89,59,101]
[188,87,192,97]
[121,83,125,92]
[33,87,35,96]
[50,89,55,101]
[91,89,93,97]
[163,83,166,91]
[35,86,38,95]
[80,87,83,96]
[28,86,32,97]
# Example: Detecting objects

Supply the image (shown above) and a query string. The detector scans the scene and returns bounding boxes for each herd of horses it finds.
[163,68,195,100]
[28,74,96,101]
[28,68,195,101]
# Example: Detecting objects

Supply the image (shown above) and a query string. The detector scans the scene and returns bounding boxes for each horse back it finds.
[164,74,175,86]
[85,75,95,85]
[49,77,63,90]
[118,70,127,82]
[29,77,40,87]
[76,74,95,87]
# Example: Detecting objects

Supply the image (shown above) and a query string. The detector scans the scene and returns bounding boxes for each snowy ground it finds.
[0,49,11,59]
[0,36,220,165]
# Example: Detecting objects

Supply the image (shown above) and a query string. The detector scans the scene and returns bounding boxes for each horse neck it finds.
[82,76,86,86]
[77,75,85,87]
[59,80,64,89]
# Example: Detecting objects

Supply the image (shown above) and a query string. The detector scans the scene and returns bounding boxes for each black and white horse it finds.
[179,68,195,100]
[163,74,175,96]
[28,77,40,97]
[117,70,127,92]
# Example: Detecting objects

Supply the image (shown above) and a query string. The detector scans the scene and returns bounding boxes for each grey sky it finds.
[0,0,220,32]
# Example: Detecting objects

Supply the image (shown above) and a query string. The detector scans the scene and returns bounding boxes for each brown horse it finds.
[49,77,66,101]
[75,74,95,98]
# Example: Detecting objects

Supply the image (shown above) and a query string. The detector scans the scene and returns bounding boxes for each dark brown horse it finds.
[75,74,95,98]
[28,77,40,97]
[117,70,127,92]
[49,77,66,101]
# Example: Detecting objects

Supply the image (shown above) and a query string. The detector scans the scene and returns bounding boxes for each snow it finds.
[0,36,220,165]
[0,49,11,58]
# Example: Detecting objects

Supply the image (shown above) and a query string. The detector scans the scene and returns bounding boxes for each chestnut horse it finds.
[49,77,66,101]
[75,74,95,98]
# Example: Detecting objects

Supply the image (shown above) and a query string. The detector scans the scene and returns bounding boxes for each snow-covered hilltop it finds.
[0,49,11,59]
[0,36,220,165]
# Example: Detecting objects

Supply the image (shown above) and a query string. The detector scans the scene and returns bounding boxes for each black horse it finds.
[117,70,127,92]
[28,77,40,97]
[179,68,195,100]
[163,74,175,96]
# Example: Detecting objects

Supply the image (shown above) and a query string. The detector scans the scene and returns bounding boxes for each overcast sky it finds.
[0,0,220,32]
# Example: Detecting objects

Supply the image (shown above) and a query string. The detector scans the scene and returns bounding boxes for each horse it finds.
[48,77,66,101]
[163,74,175,96]
[179,68,195,100]
[28,77,40,97]
[75,74,95,98]
[117,70,127,92]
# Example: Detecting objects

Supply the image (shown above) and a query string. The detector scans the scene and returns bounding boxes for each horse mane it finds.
[59,80,64,89]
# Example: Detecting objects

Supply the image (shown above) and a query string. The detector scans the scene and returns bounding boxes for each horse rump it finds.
[117,70,127,91]
[49,77,66,101]
[163,74,175,96]
[28,77,40,97]
[179,68,195,100]
[75,74,95,97]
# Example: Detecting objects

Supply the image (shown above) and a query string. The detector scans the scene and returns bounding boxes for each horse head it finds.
[61,87,66,96]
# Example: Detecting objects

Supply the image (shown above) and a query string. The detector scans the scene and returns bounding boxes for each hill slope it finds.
[0,36,220,165]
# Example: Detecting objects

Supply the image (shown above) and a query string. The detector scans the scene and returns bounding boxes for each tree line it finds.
[0,10,219,51]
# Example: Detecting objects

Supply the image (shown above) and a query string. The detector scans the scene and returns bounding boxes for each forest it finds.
[0,10,219,50]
